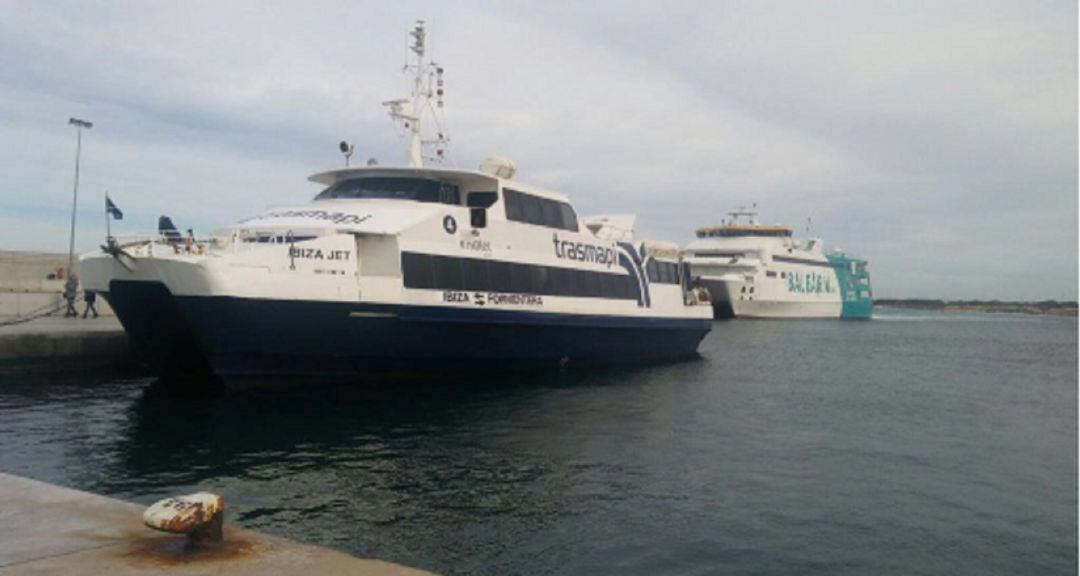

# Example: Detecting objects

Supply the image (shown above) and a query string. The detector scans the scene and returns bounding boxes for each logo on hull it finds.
[552,234,617,269]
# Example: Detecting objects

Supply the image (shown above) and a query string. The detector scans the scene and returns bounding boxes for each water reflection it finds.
[87,361,711,570]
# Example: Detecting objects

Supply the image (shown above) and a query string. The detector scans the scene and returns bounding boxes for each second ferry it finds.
[683,207,873,319]
[79,22,713,384]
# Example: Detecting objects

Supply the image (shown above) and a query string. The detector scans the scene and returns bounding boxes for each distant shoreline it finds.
[876,299,1078,317]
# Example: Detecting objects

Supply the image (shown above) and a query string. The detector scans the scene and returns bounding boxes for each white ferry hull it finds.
[701,277,842,319]
[82,244,712,385]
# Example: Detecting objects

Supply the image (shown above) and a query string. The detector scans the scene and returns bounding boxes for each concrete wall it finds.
[0,250,114,317]
[0,250,69,292]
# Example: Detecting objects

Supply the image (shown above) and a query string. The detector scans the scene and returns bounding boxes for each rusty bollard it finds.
[143,492,225,545]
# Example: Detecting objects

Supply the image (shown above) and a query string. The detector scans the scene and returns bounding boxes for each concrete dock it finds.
[0,316,131,372]
[0,473,436,575]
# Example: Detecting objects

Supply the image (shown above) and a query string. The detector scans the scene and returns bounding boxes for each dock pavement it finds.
[0,316,130,372]
[0,472,436,575]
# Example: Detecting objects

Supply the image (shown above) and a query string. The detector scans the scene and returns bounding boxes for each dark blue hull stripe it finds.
[616,242,651,307]
[396,304,710,329]
[103,281,712,380]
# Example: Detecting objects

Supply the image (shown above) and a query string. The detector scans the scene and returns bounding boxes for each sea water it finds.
[0,308,1075,575]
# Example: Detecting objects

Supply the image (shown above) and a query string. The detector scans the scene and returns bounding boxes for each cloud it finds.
[0,0,1075,299]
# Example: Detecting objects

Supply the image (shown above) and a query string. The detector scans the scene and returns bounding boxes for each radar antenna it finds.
[382,20,450,167]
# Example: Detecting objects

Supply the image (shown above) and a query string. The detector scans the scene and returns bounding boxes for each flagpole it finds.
[105,192,111,241]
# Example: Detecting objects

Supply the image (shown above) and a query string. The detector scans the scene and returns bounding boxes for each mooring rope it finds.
[0,296,82,328]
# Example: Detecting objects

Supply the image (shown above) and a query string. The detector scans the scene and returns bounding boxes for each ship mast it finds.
[726,203,759,226]
[383,20,450,168]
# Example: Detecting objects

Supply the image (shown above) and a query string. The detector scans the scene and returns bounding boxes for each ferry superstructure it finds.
[683,208,872,319]
[78,22,713,383]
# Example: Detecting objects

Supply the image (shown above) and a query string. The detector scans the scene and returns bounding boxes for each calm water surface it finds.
[0,308,1075,575]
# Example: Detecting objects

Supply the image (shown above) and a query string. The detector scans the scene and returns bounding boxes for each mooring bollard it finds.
[143,492,225,545]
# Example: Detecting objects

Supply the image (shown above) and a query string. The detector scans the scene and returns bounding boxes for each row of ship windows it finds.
[401,252,681,299]
[311,179,582,234]
[764,270,793,279]
[503,189,579,232]
[645,259,681,285]
[403,252,637,299]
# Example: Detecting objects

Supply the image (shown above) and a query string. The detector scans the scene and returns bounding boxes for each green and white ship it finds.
[683,207,873,319]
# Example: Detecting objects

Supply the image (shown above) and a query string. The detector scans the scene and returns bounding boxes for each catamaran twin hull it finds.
[102,279,710,382]
[96,278,711,383]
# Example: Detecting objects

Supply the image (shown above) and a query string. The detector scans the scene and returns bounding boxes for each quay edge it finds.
[0,472,438,575]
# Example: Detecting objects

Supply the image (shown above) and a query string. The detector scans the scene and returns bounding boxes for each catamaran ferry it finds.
[79,22,713,383]
[683,207,872,319]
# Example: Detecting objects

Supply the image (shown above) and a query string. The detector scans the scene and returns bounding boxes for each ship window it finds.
[462,258,489,290]
[504,191,524,221]
[532,266,552,294]
[504,189,579,231]
[559,204,579,232]
[551,267,572,296]
[433,255,464,290]
[583,271,601,297]
[316,177,459,205]
[467,191,498,208]
[646,259,680,284]
[601,274,623,298]
[489,261,512,292]
[402,252,434,289]
[520,194,542,225]
[541,200,562,230]
[510,263,532,293]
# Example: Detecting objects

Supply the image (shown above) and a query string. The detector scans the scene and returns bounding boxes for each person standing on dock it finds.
[82,289,99,318]
[63,274,78,317]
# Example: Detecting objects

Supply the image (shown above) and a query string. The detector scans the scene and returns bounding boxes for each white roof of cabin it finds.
[307,166,571,203]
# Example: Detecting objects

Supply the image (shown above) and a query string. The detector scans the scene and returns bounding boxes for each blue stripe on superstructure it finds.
[617,241,642,264]
[617,242,651,307]
[617,253,645,307]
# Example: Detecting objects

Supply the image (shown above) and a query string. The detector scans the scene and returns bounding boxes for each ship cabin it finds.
[308,166,579,233]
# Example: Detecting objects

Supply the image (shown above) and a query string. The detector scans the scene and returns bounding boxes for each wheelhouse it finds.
[307,167,581,232]
[315,177,461,204]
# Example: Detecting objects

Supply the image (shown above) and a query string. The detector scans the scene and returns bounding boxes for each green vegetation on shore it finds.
[876,299,1078,317]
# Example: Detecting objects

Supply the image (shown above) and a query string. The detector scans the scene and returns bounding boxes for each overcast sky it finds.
[0,1,1075,300]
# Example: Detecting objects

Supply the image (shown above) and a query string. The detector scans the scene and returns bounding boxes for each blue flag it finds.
[106,196,123,220]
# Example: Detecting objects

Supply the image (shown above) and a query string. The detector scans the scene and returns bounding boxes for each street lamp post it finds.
[66,117,93,280]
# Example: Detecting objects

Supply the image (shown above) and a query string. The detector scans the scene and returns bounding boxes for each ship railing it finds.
[105,229,319,258]
[106,232,217,257]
